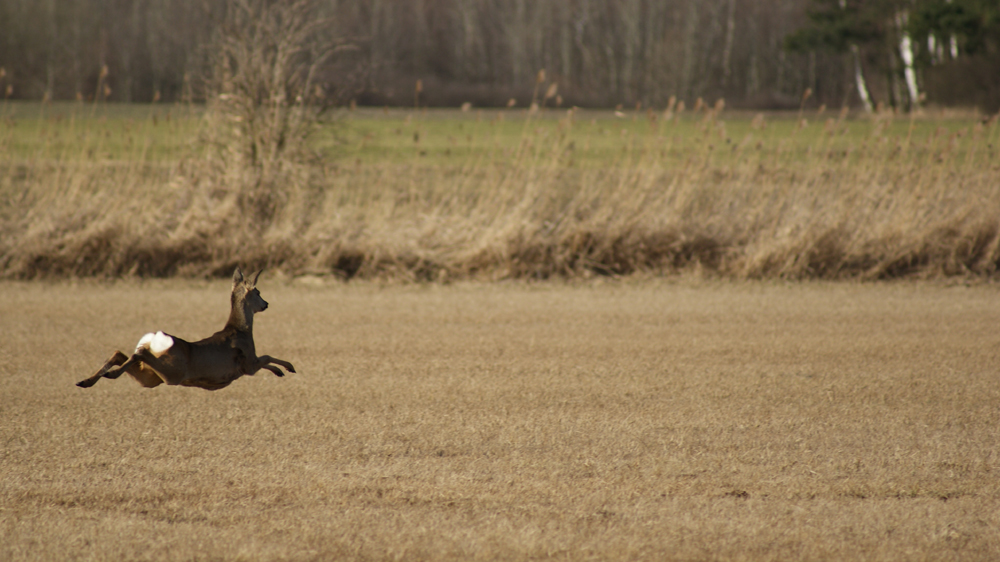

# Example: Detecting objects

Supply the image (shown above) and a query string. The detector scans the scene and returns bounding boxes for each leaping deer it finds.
[77,267,296,391]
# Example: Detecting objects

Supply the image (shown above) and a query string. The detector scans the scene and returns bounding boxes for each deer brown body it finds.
[77,268,295,391]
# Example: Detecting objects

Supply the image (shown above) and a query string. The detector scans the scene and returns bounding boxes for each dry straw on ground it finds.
[2,280,999,560]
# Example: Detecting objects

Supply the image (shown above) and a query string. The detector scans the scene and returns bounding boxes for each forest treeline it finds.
[1,0,998,111]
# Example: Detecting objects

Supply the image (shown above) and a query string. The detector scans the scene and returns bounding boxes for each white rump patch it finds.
[136,331,174,357]
[135,333,154,353]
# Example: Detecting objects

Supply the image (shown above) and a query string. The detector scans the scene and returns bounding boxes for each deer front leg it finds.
[77,351,130,388]
[260,365,285,377]
[253,355,296,377]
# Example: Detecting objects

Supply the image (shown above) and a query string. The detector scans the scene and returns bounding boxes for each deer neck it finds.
[226,298,255,333]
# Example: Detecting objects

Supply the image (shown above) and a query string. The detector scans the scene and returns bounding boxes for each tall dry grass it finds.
[1,94,999,281]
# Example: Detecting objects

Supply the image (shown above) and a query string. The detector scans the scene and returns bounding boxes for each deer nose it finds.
[261,299,269,310]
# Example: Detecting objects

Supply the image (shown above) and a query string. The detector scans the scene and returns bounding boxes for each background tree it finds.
[206,0,362,225]
[0,0,996,110]
[784,0,899,111]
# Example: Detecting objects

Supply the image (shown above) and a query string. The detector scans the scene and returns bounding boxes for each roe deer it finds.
[77,267,296,391]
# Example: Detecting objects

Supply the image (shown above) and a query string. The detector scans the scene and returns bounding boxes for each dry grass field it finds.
[3,102,999,282]
[2,278,999,560]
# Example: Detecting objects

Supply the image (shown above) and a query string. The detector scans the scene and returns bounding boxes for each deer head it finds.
[229,267,268,331]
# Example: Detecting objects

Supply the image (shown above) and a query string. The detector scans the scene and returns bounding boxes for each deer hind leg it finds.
[106,354,169,388]
[82,353,163,389]
[77,351,130,388]
[102,354,141,379]
[127,362,165,388]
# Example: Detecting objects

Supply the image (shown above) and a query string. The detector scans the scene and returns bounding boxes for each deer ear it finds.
[232,267,244,286]
[252,269,263,286]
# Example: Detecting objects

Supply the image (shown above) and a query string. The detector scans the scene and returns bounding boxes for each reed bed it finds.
[1,99,998,281]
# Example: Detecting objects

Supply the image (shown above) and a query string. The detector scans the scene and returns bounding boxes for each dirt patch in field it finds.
[2,279,999,560]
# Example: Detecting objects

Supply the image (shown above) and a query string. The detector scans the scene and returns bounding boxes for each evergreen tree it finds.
[909,0,999,61]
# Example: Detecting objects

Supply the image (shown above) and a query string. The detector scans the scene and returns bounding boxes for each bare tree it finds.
[207,0,357,224]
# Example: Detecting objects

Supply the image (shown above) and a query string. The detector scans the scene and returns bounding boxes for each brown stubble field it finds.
[2,278,1000,561]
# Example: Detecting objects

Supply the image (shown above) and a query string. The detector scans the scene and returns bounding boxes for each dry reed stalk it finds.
[2,99,999,281]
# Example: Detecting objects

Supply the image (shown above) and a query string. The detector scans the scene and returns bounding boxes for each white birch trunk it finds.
[899,33,919,107]
[896,11,919,109]
[852,45,874,113]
